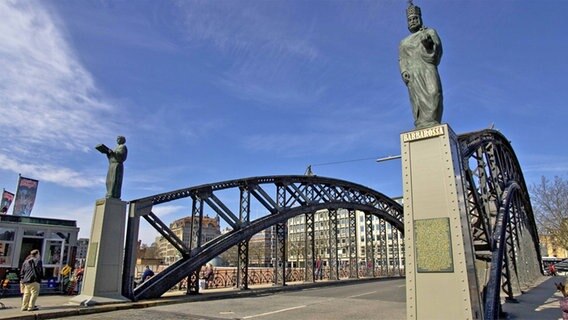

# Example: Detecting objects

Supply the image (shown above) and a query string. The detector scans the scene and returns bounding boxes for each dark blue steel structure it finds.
[124,176,404,301]
[121,129,541,320]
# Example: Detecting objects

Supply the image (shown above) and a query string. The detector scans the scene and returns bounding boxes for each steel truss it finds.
[459,130,541,320]
[120,128,541,317]
[124,176,403,301]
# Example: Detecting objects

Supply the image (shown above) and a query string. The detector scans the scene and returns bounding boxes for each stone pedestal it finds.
[401,124,483,319]
[70,198,128,306]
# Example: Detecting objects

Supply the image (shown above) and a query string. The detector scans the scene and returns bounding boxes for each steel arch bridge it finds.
[459,129,541,319]
[121,128,541,319]
[123,176,404,301]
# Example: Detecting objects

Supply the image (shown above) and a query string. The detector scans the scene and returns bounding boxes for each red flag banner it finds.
[12,176,39,216]
[1,190,14,214]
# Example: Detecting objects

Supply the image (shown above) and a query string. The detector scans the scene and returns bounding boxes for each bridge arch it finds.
[458,129,541,319]
[119,128,542,317]
[124,175,404,300]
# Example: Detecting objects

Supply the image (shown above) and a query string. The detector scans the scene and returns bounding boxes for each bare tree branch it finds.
[531,176,568,251]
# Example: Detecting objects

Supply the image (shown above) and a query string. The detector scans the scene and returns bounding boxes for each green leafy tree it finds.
[531,176,568,251]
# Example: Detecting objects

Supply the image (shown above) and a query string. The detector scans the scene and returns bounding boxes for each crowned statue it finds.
[399,1,444,129]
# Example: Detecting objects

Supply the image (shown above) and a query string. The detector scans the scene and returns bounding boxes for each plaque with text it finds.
[414,218,454,273]
[87,242,99,267]
[402,125,445,142]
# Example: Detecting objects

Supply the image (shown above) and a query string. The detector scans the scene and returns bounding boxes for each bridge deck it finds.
[0,276,560,319]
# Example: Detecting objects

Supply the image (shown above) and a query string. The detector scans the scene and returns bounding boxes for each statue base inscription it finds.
[414,217,453,273]
[401,124,482,319]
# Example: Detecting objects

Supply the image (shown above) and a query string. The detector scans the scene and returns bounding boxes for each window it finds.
[0,228,15,241]
[0,228,15,266]
[45,240,63,265]
[24,229,44,237]
[0,242,13,265]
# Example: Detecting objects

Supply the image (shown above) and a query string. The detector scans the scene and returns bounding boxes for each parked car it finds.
[555,259,568,273]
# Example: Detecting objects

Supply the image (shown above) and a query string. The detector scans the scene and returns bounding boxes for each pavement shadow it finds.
[502,276,564,320]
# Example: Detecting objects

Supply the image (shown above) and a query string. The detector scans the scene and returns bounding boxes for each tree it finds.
[220,244,239,267]
[531,176,568,251]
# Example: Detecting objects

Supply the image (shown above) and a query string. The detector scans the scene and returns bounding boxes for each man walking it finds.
[20,249,43,311]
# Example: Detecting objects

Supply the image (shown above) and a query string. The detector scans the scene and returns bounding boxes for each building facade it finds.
[75,238,89,261]
[540,234,568,259]
[0,215,79,280]
[157,215,221,265]
[286,208,404,272]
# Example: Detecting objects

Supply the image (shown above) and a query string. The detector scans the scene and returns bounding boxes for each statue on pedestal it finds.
[399,1,443,129]
[96,136,128,199]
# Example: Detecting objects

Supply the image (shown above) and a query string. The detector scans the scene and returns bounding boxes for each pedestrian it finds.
[315,256,322,280]
[550,263,558,276]
[141,265,155,283]
[204,264,214,289]
[20,249,43,311]
[74,265,84,294]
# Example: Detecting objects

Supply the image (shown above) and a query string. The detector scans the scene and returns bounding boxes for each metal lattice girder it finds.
[379,219,388,276]
[274,223,287,285]
[465,168,492,255]
[237,187,251,290]
[237,239,250,290]
[273,185,287,286]
[132,176,404,225]
[188,197,198,251]
[348,209,358,278]
[460,130,542,319]
[204,193,239,229]
[391,227,401,276]
[328,209,339,280]
[250,184,278,214]
[364,213,374,277]
[305,212,315,282]
[128,175,405,300]
[187,269,200,295]
[144,212,190,255]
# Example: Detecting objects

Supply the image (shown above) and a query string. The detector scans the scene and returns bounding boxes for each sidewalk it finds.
[502,275,567,320]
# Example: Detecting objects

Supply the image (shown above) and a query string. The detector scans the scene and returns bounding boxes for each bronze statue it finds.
[96,136,128,199]
[399,1,443,129]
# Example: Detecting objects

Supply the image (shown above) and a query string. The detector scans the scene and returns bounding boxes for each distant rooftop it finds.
[0,215,77,227]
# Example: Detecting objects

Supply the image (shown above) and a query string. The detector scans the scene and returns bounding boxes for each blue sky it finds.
[1,0,567,245]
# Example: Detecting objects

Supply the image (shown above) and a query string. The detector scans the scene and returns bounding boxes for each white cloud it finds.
[175,1,323,105]
[178,1,319,60]
[0,154,101,188]
[0,1,117,186]
[152,205,186,218]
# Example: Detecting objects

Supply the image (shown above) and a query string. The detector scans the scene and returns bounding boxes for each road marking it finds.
[242,305,307,319]
[347,291,377,298]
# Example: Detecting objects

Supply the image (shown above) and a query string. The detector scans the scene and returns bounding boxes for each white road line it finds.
[242,305,307,319]
[347,291,377,298]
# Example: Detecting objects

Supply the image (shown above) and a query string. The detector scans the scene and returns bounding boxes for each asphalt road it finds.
[54,278,406,320]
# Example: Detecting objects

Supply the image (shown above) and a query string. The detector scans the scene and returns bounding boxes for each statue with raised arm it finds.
[399,1,443,129]
[96,136,128,199]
